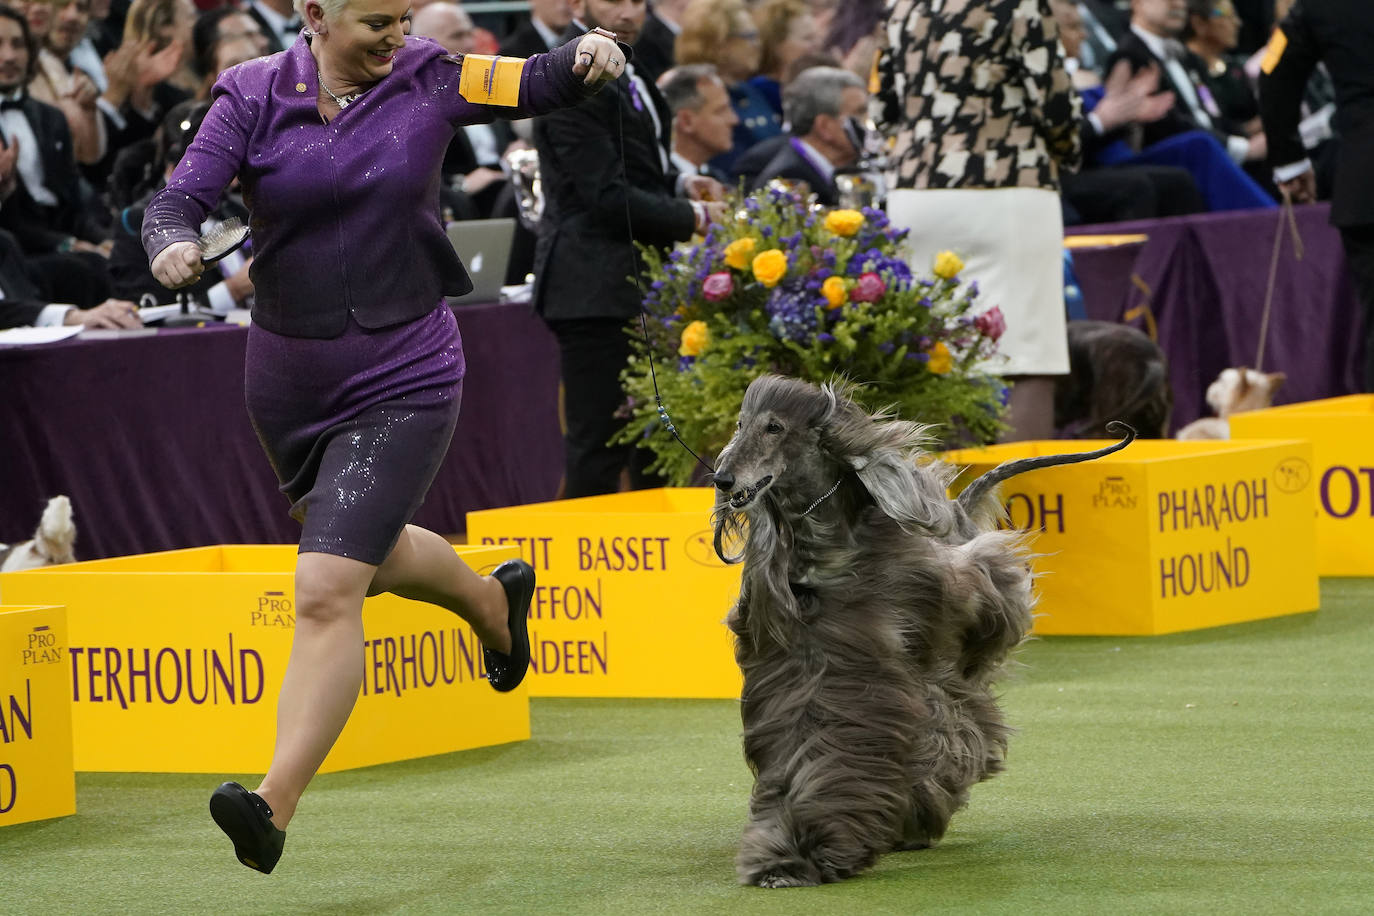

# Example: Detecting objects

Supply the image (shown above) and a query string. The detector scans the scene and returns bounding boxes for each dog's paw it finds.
[754,872,818,889]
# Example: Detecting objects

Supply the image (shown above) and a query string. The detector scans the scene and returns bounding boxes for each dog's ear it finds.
[1265,371,1287,394]
[849,445,953,535]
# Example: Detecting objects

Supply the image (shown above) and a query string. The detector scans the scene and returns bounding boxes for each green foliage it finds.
[618,188,1010,485]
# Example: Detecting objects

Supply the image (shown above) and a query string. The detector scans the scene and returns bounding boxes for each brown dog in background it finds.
[1055,320,1173,439]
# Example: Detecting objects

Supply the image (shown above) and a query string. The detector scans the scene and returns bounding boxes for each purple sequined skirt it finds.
[245,304,465,564]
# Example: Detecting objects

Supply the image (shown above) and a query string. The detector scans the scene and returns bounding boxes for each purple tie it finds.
[627,75,645,112]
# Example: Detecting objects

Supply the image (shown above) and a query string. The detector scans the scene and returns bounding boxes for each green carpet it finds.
[5,581,1372,915]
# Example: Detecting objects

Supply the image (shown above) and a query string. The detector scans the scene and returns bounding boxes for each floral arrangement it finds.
[617,187,1009,486]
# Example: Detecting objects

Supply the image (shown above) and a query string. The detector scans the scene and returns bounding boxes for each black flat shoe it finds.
[485,559,535,692]
[209,781,286,874]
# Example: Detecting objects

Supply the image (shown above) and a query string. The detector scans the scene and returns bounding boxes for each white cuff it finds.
[1225,135,1250,165]
[96,96,127,131]
[36,303,75,327]
[206,281,235,316]
[1086,112,1105,137]
[1273,159,1313,183]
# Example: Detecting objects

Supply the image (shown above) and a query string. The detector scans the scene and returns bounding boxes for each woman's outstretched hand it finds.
[151,240,205,289]
[572,29,627,87]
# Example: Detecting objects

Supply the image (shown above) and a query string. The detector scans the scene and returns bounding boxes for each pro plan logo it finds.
[685,529,730,568]
[1092,476,1137,509]
[21,625,62,665]
[1274,456,1311,494]
[253,591,295,628]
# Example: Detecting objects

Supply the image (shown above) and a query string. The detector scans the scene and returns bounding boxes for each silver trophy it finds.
[503,147,545,230]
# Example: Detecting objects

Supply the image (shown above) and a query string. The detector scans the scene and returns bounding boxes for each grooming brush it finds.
[162,218,252,327]
[199,217,250,263]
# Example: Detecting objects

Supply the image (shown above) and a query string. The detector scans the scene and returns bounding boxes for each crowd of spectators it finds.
[0,0,1328,329]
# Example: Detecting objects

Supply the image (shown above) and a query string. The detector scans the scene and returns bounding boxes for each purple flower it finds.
[878,341,895,354]
[817,332,835,343]
[919,296,933,308]
[764,282,821,342]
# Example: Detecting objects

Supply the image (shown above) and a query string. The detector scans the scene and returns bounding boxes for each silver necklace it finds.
[318,69,363,109]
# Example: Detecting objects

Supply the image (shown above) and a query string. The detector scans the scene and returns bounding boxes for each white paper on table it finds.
[0,325,84,346]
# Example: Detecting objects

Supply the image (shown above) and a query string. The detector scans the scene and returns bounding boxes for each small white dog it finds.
[1175,368,1286,440]
[0,496,77,572]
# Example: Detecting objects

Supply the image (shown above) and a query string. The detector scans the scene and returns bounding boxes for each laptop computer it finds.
[446,217,517,304]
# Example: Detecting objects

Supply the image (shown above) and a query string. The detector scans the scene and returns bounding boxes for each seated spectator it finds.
[1106,0,1267,171]
[1185,0,1260,133]
[240,0,299,55]
[676,0,777,176]
[750,65,865,206]
[190,6,268,92]
[0,227,140,327]
[411,1,518,219]
[746,0,821,116]
[728,49,840,184]
[108,100,251,311]
[497,0,569,58]
[1052,0,1271,213]
[26,0,104,165]
[658,63,737,183]
[0,3,114,306]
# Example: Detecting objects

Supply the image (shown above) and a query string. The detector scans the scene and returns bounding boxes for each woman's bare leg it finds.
[367,524,511,653]
[253,552,373,830]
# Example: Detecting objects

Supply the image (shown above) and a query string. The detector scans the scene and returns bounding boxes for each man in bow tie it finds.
[533,0,725,498]
[242,0,304,54]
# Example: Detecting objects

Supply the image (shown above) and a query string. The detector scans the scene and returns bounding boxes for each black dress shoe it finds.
[485,559,535,692]
[209,781,286,874]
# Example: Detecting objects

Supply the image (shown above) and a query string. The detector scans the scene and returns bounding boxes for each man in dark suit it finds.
[1108,0,1266,167]
[0,229,139,329]
[632,0,685,83]
[0,5,111,307]
[533,0,724,498]
[242,0,302,55]
[658,63,735,184]
[750,66,866,206]
[499,0,573,58]
[1261,0,1374,390]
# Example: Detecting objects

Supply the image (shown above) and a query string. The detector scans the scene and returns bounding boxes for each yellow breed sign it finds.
[942,439,1320,635]
[0,605,75,827]
[0,545,527,774]
[467,489,743,698]
[1229,394,1374,575]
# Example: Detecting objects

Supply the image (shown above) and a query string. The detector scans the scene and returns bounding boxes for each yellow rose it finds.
[751,249,788,288]
[928,341,953,374]
[933,250,964,280]
[723,237,756,270]
[822,275,848,308]
[679,320,710,357]
[824,209,865,237]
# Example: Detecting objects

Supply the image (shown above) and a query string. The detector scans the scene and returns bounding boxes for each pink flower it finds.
[974,306,1006,341]
[850,272,886,303]
[702,271,734,302]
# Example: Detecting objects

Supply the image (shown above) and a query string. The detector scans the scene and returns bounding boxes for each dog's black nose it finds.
[712,470,735,491]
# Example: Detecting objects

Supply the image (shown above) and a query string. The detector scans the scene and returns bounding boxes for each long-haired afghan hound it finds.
[711,376,1133,887]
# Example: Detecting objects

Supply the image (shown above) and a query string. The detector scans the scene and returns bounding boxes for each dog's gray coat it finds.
[711,376,1131,887]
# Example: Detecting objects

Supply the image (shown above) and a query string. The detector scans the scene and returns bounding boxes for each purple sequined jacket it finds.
[143,35,591,338]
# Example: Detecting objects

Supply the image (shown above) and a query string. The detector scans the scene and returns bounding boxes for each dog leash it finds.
[1254,189,1305,373]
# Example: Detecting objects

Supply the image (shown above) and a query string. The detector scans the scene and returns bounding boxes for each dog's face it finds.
[712,377,838,514]
[1206,368,1286,417]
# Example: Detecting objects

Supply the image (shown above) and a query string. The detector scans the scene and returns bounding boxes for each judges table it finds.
[0,300,563,560]
[1068,203,1364,430]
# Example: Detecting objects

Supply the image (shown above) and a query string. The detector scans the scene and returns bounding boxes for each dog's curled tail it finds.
[956,421,1136,513]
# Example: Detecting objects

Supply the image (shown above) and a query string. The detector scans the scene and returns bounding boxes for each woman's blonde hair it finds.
[675,0,749,70]
[753,0,808,79]
[123,0,188,48]
[294,0,353,25]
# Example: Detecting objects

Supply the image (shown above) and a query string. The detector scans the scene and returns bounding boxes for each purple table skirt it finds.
[1068,203,1363,431]
[0,301,563,561]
